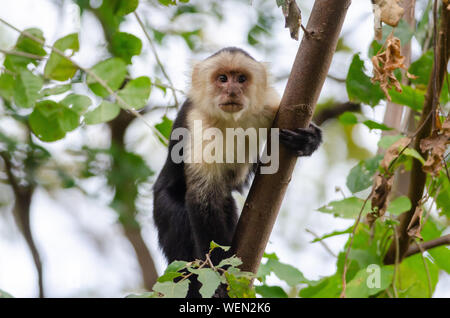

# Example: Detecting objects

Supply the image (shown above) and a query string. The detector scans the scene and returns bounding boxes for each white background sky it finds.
[0,0,448,298]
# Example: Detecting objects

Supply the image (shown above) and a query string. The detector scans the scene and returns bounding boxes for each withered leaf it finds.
[420,115,450,176]
[407,206,423,240]
[371,34,407,101]
[380,136,412,171]
[370,173,394,225]
[281,0,302,40]
[372,0,405,27]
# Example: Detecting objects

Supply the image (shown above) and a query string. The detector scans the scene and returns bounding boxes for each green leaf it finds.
[217,255,243,268]
[436,172,450,218]
[408,50,449,104]
[86,58,127,97]
[345,265,394,298]
[388,85,425,111]
[269,259,309,287]
[299,274,341,298]
[0,73,15,101]
[348,249,381,268]
[362,120,392,131]
[318,197,372,219]
[209,241,230,252]
[29,100,79,142]
[377,134,403,149]
[403,148,425,164]
[346,155,383,193]
[60,94,92,115]
[13,69,43,108]
[225,272,255,298]
[44,33,79,81]
[387,196,411,215]
[259,258,309,287]
[409,50,433,86]
[117,76,151,109]
[111,32,142,64]
[158,0,177,6]
[346,54,384,107]
[83,101,120,125]
[153,280,190,298]
[310,227,352,243]
[40,84,72,97]
[188,268,221,298]
[396,253,439,297]
[339,112,391,131]
[154,115,173,145]
[421,219,450,274]
[114,0,139,15]
[157,260,187,283]
[255,285,288,298]
[4,28,46,72]
[368,40,383,59]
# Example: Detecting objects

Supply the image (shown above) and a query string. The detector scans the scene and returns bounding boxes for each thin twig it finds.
[0,17,168,144]
[414,240,433,298]
[134,11,180,108]
[0,48,46,60]
[152,82,185,95]
[305,228,337,258]
[392,224,399,298]
[340,189,373,298]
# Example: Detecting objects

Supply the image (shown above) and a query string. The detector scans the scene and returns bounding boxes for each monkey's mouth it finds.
[219,102,243,113]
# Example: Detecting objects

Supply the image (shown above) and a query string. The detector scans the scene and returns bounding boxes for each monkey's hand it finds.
[279,123,322,157]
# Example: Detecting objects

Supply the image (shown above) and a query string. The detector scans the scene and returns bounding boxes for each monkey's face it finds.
[212,70,250,113]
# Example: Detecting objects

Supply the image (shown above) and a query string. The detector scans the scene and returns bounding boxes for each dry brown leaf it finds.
[420,115,450,176]
[407,206,423,240]
[281,0,302,40]
[368,173,394,226]
[380,136,412,171]
[372,0,405,27]
[371,34,407,100]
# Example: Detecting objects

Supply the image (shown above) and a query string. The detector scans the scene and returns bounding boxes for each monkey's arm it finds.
[279,123,322,157]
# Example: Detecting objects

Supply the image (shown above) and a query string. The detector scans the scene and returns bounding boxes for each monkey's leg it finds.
[279,123,322,157]
[185,189,237,262]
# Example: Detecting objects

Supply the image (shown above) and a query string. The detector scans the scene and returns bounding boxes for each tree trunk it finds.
[231,0,352,274]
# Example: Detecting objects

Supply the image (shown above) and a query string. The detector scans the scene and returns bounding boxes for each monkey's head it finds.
[189,47,271,120]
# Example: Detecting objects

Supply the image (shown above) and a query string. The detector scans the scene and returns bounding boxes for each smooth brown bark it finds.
[404,234,450,257]
[231,0,352,274]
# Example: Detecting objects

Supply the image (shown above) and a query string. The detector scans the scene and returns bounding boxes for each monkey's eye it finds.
[238,74,247,83]
[218,75,228,83]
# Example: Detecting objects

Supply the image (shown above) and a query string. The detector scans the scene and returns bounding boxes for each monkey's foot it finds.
[279,123,322,157]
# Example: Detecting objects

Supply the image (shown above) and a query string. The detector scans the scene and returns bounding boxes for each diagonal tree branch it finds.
[404,234,450,257]
[231,0,352,275]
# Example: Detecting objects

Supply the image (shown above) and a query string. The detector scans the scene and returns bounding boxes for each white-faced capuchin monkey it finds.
[153,47,322,297]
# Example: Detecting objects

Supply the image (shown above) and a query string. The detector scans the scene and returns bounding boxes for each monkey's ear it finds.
[190,60,203,89]
[190,60,201,79]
